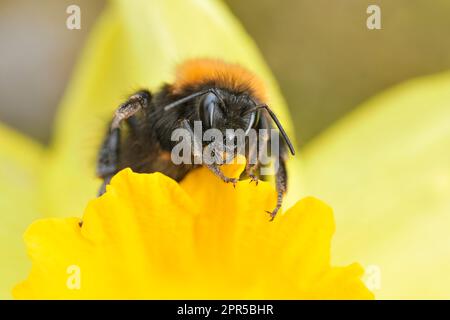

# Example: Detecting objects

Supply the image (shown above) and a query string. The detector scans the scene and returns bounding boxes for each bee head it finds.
[198,90,260,141]
[163,88,295,155]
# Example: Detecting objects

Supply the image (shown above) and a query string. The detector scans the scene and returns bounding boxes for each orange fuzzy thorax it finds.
[172,59,268,102]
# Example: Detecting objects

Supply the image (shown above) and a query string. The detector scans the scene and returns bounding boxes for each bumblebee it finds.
[97,59,295,219]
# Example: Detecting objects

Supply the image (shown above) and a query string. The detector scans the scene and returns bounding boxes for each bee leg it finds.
[267,156,287,220]
[246,163,260,185]
[111,90,151,130]
[96,90,151,196]
[245,137,259,184]
[97,127,120,196]
[181,119,238,187]
[245,128,269,185]
[205,163,238,187]
[259,113,288,221]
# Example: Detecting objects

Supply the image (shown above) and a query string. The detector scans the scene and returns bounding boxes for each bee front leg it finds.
[246,131,270,185]
[245,139,259,185]
[181,119,238,187]
[205,163,238,187]
[97,90,151,195]
[110,90,151,130]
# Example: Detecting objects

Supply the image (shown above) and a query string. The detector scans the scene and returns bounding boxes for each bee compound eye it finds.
[245,111,259,135]
[200,92,218,128]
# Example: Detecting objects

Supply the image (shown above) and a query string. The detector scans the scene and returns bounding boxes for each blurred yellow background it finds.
[1,0,450,146]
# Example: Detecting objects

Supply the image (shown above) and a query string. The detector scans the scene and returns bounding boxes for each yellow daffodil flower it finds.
[13,160,372,299]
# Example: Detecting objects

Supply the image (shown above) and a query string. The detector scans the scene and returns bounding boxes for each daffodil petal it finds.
[303,71,450,299]
[15,169,200,299]
[42,0,301,218]
[0,123,43,299]
[15,167,371,299]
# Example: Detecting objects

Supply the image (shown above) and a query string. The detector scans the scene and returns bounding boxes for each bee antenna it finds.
[163,89,212,111]
[246,104,296,156]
